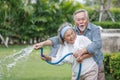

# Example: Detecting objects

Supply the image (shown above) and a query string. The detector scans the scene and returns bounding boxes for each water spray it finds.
[0,46,34,79]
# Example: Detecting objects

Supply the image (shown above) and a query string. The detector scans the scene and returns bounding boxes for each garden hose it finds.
[40,48,82,80]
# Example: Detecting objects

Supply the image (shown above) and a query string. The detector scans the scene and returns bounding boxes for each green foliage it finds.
[0,0,120,44]
[0,0,35,41]
[93,21,120,29]
[88,8,120,22]
[110,8,120,21]
[30,0,85,39]
[112,0,120,8]
[104,53,120,80]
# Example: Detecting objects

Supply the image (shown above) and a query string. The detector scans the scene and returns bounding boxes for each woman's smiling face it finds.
[64,29,76,44]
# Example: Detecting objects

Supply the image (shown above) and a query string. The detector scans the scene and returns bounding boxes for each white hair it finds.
[73,9,89,21]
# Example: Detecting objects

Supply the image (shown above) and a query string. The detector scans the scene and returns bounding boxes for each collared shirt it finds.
[49,22,104,66]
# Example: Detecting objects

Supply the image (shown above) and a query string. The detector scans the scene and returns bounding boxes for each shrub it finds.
[93,21,120,29]
[110,8,120,21]
[104,53,120,80]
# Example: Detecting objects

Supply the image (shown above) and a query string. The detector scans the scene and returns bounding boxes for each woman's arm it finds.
[34,39,53,50]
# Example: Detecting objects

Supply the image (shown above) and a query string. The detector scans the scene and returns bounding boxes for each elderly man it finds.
[34,9,105,80]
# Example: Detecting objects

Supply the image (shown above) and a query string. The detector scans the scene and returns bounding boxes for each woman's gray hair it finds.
[73,9,89,21]
[57,22,76,45]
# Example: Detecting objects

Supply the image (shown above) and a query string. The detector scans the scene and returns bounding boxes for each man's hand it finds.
[76,56,83,63]
[73,48,90,63]
[73,49,84,63]
[73,49,83,58]
[73,52,78,58]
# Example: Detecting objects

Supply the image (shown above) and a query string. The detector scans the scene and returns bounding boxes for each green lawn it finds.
[0,45,115,80]
[0,45,71,80]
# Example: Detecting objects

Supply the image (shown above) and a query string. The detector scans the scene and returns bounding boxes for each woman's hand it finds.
[41,54,52,61]
[34,40,53,50]
[34,42,44,50]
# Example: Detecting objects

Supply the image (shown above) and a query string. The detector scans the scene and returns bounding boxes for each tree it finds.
[99,0,115,22]
[112,0,120,8]
[0,0,85,45]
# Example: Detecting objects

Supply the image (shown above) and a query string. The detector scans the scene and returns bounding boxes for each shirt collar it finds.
[87,22,92,30]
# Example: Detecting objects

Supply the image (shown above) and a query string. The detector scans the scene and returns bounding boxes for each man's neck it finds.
[80,31,84,35]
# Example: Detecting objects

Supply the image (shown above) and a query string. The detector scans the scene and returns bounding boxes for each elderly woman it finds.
[34,22,98,80]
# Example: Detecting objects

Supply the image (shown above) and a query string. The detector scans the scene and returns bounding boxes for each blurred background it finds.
[0,0,120,45]
[0,0,120,80]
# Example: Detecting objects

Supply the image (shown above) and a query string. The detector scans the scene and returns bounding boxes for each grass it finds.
[0,44,28,58]
[0,45,71,80]
[0,45,115,80]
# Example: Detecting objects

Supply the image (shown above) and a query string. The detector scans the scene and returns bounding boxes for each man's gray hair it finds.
[73,9,89,21]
